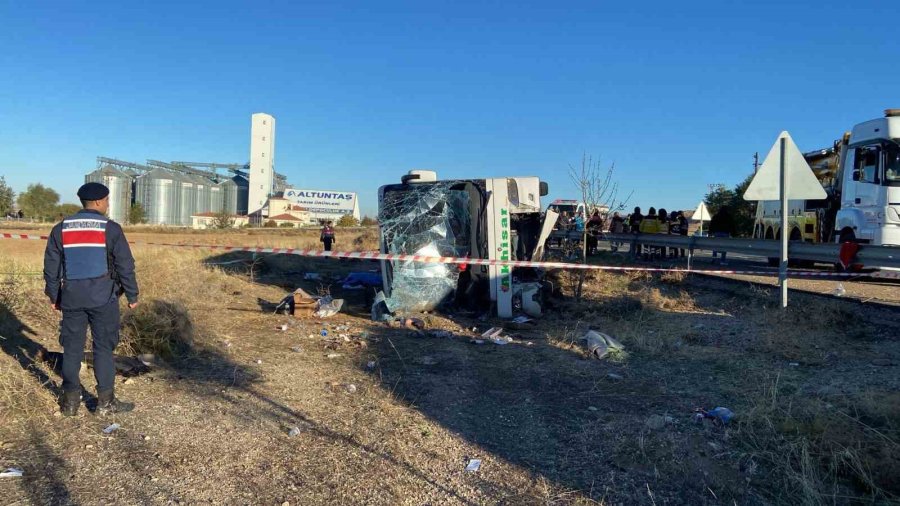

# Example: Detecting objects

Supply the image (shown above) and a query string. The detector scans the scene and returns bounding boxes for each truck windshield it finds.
[885,142,900,186]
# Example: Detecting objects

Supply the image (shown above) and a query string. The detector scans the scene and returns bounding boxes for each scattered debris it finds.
[288,426,302,437]
[103,423,121,434]
[465,459,482,473]
[303,272,322,281]
[481,327,504,339]
[137,354,157,367]
[321,329,328,337]
[326,353,342,359]
[472,339,485,345]
[607,373,623,381]
[315,297,345,318]
[402,317,426,330]
[366,360,376,369]
[290,346,303,353]
[0,467,23,478]
[871,358,894,366]
[588,406,599,412]
[418,356,438,365]
[788,362,799,367]
[694,407,734,425]
[341,272,382,290]
[256,359,263,365]
[430,330,453,339]
[276,324,288,331]
[344,384,357,393]
[832,282,846,297]
[292,288,318,317]
[371,291,392,322]
[582,330,625,359]
[509,316,535,330]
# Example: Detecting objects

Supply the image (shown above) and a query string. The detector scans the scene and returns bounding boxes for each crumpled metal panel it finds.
[379,182,471,312]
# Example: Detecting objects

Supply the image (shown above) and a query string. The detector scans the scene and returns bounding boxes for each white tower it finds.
[248,113,276,215]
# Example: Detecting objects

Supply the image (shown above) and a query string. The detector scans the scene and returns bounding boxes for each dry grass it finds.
[737,375,900,504]
[0,231,898,504]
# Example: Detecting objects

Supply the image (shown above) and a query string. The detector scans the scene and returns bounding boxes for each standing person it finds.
[709,205,736,264]
[639,207,660,260]
[609,211,625,252]
[669,211,686,258]
[555,212,569,247]
[629,206,644,233]
[657,208,669,258]
[320,220,336,252]
[586,210,604,255]
[629,206,644,258]
[43,183,138,416]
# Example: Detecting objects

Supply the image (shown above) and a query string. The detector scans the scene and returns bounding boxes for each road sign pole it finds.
[779,137,788,308]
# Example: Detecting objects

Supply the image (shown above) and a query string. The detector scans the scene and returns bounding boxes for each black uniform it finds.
[43,209,139,394]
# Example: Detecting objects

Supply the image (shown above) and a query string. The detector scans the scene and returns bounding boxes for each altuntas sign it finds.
[284,189,361,220]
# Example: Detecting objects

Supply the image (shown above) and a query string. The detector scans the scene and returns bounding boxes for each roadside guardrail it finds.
[549,230,900,270]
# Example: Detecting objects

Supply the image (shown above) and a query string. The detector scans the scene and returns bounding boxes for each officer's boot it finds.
[96,388,134,415]
[60,390,81,417]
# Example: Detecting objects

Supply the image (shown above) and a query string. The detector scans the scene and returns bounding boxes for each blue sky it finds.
[1,0,896,216]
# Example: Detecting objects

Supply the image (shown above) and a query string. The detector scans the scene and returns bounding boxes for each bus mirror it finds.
[852,170,861,181]
[539,182,549,196]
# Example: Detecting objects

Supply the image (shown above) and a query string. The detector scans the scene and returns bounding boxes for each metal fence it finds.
[549,230,900,270]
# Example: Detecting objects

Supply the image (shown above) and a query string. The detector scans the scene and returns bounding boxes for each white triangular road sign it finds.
[743,131,827,201]
[692,201,711,221]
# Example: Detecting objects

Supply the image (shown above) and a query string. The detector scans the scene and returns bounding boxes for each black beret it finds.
[77,182,110,201]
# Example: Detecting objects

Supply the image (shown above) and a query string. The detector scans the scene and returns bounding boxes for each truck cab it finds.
[836,110,900,246]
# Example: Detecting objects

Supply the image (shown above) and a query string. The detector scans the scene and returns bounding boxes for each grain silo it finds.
[192,175,212,215]
[135,168,179,225]
[209,179,224,214]
[84,165,132,224]
[174,172,196,226]
[220,174,249,216]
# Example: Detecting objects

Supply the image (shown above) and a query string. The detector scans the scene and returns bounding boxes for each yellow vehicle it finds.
[752,137,845,245]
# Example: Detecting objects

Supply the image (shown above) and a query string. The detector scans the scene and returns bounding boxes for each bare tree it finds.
[568,153,633,300]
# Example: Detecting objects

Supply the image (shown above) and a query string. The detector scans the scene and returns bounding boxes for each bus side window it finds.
[855,146,881,183]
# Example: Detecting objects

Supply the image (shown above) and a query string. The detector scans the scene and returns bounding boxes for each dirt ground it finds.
[1,228,898,505]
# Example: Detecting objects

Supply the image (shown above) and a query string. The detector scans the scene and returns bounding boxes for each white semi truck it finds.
[377,170,551,318]
[754,109,900,247]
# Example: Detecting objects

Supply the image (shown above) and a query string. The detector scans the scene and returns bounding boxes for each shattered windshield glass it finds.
[378,182,472,312]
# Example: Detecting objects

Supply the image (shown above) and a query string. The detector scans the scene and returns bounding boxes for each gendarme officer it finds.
[43,182,139,416]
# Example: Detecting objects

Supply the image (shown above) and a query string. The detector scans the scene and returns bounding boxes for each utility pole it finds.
[753,152,760,173]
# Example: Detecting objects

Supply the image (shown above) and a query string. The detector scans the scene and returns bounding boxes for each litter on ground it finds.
[0,467,24,478]
[582,330,625,359]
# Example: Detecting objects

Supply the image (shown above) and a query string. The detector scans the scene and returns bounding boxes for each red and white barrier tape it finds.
[1,233,48,240]
[3,232,898,280]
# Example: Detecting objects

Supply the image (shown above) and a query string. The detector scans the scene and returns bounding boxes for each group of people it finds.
[552,204,737,262]
[621,206,689,259]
